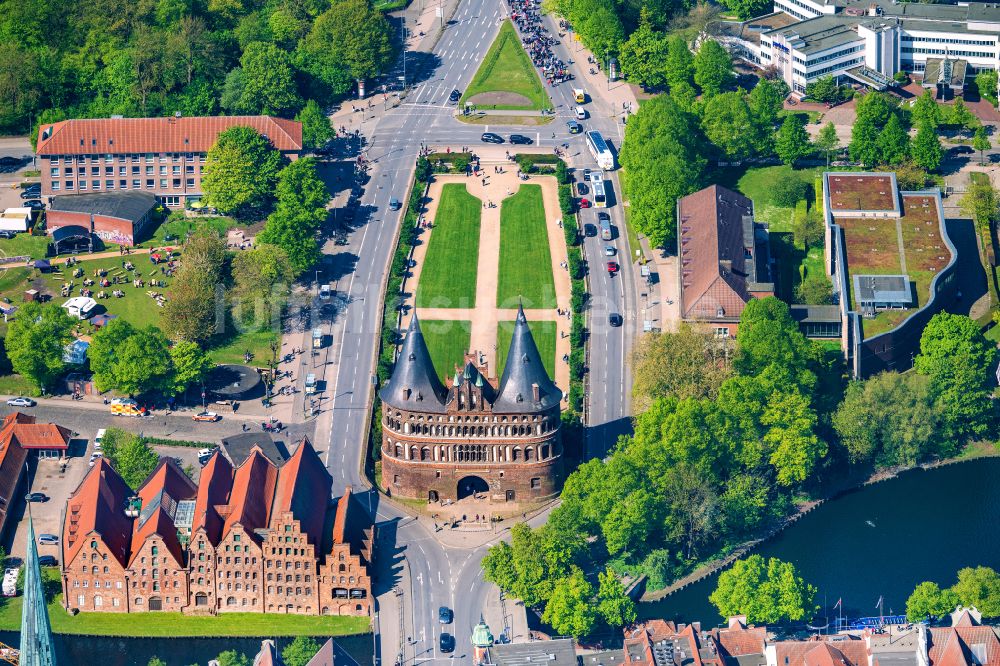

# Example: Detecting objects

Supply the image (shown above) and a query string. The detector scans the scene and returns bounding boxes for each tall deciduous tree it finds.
[717,0,770,20]
[309,0,393,84]
[618,8,669,90]
[912,120,944,172]
[906,581,960,622]
[169,341,214,395]
[815,121,839,166]
[665,35,694,89]
[3,301,75,393]
[88,320,175,396]
[282,636,322,666]
[911,90,942,128]
[296,99,335,150]
[202,126,284,218]
[774,114,812,166]
[914,312,997,441]
[877,113,910,165]
[235,42,302,116]
[693,39,733,97]
[710,555,816,623]
[230,243,294,328]
[542,567,597,638]
[960,179,999,231]
[748,78,787,131]
[101,428,161,489]
[702,91,758,160]
[597,569,637,627]
[951,566,1000,617]
[973,125,991,165]
[631,323,731,410]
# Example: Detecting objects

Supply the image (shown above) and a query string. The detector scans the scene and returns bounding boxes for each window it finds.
[77,594,85,606]
[52,182,60,191]
[186,165,195,174]
[146,179,154,188]
[50,168,59,177]
[105,166,113,175]
[120,180,128,189]
[91,166,99,175]
[186,178,195,187]
[172,165,180,174]
[112,598,120,607]
[160,165,167,175]
[119,166,127,176]
[106,180,115,189]
[92,180,100,189]
[135,597,143,605]
[132,179,141,189]
[160,179,167,188]
[714,327,730,338]
[79,181,88,190]
[65,181,74,190]
[531,477,541,489]
[94,595,103,607]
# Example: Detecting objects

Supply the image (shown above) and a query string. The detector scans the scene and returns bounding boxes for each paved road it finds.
[319,1,639,661]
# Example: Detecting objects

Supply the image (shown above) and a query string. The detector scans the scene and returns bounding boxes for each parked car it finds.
[604,246,616,256]
[509,134,533,145]
[37,534,59,545]
[193,411,221,422]
[439,606,453,624]
[449,89,461,103]
[952,145,975,154]
[584,223,597,237]
[582,168,592,181]
[94,428,106,450]
[576,182,589,196]
[20,188,40,200]
[6,397,35,407]
[22,200,44,211]
[579,198,592,209]
[89,452,103,467]
[609,312,623,327]
[606,261,619,276]
[567,120,582,134]
[26,492,47,503]
[37,556,57,567]
[481,132,504,144]
[440,633,455,653]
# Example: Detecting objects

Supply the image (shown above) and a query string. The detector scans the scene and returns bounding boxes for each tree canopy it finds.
[88,319,175,396]
[202,126,284,219]
[3,301,75,393]
[693,39,733,97]
[710,555,817,623]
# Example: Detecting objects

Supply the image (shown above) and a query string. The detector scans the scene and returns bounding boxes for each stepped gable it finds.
[270,437,332,545]
[222,447,279,542]
[191,450,235,544]
[493,304,561,412]
[129,458,198,567]
[379,313,449,412]
[63,458,135,568]
[330,487,373,566]
[448,357,497,404]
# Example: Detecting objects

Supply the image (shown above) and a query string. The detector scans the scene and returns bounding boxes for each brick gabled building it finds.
[62,459,134,612]
[61,438,372,618]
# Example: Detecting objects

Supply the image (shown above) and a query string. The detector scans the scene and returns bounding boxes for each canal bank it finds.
[0,630,374,666]
[639,456,1000,626]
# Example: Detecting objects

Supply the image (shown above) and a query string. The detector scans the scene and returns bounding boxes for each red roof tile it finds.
[270,438,331,547]
[678,185,757,321]
[774,637,867,666]
[929,626,1000,666]
[129,458,198,567]
[222,448,278,542]
[0,417,29,534]
[713,622,767,658]
[37,116,303,156]
[63,459,135,568]
[10,423,71,450]
[191,451,234,544]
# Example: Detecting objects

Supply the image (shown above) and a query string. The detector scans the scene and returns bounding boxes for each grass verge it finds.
[497,184,556,309]
[0,568,370,636]
[460,20,549,111]
[421,319,472,382]
[415,184,481,309]
[496,319,556,378]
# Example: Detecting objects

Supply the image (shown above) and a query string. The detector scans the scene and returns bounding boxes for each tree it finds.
[912,120,944,172]
[3,301,75,393]
[762,390,825,486]
[748,78,787,131]
[960,180,999,231]
[975,70,998,105]
[734,297,816,391]
[693,39,733,97]
[230,244,294,329]
[804,76,839,104]
[815,121,839,166]
[620,94,706,249]
[775,114,812,166]
[597,569,637,627]
[618,8,668,89]
[710,555,816,624]
[215,651,249,666]
[257,207,323,276]
[850,112,881,167]
[482,541,519,594]
[702,92,758,160]
[906,581,960,622]
[169,341,214,395]
[282,636,322,666]
[911,90,942,129]
[275,157,330,214]
[914,312,997,441]
[202,126,284,218]
[308,0,394,84]
[296,99,335,150]
[88,320,175,396]
[973,125,991,165]
[665,35,694,89]
[894,161,929,190]
[947,97,976,131]
[542,567,597,638]
[795,273,832,305]
[877,113,910,166]
[772,178,807,208]
[102,429,160,489]
[148,659,167,666]
[162,274,220,344]
[630,323,731,410]
[717,0,770,20]
[230,42,302,116]
[951,566,1000,617]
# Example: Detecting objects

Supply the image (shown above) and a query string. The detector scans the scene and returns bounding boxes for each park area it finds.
[404,170,569,393]
[460,20,550,111]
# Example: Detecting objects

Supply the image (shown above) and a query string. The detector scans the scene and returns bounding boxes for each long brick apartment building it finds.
[60,439,372,617]
[35,115,303,207]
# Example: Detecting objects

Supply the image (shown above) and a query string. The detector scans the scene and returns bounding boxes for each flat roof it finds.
[50,191,157,223]
[767,16,863,54]
[825,173,899,214]
[854,274,912,304]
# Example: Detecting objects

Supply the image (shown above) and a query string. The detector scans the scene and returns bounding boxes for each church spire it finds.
[21,513,57,666]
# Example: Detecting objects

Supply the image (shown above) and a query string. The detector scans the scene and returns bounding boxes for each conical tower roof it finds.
[21,513,56,666]
[379,314,448,412]
[494,305,562,412]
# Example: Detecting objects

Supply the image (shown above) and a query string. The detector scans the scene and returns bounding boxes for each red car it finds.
[606,261,619,276]
[579,198,592,209]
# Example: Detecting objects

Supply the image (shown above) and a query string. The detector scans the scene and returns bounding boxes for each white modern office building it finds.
[719,0,1000,95]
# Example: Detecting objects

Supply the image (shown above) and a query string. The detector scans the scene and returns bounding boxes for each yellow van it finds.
[574,88,586,104]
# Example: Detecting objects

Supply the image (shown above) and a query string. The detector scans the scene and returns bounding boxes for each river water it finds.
[0,630,373,666]
[640,458,1000,626]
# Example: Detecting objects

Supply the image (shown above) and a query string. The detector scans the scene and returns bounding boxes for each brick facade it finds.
[61,442,372,618]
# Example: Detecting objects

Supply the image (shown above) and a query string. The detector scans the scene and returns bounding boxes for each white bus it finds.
[590,171,607,208]
[586,131,615,170]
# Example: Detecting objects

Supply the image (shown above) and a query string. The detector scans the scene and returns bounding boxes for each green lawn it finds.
[416,184,482,309]
[460,20,550,111]
[0,232,50,259]
[496,319,556,378]
[497,184,556,309]
[208,327,281,366]
[0,568,370,637]
[421,319,471,382]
